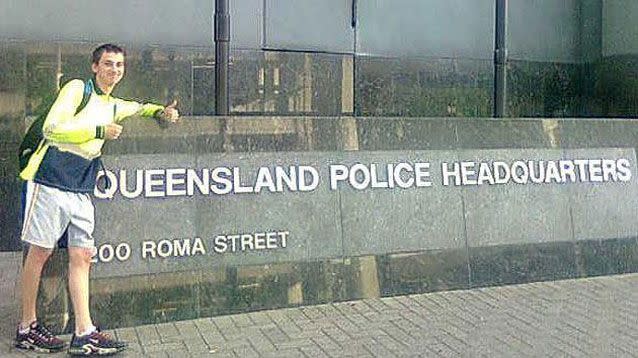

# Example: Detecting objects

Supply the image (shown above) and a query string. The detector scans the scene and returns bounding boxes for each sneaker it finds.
[68,328,127,356]
[15,321,66,353]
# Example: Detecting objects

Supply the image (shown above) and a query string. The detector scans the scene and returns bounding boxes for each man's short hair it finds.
[92,44,126,64]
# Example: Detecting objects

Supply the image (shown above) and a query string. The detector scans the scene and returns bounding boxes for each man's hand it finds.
[104,123,123,140]
[159,100,180,123]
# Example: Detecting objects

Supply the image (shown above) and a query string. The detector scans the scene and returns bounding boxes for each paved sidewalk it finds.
[1,273,636,357]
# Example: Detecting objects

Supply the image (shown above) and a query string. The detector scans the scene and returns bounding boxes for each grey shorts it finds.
[21,181,95,249]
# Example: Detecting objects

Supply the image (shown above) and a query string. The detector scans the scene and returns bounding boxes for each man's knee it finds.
[69,247,95,265]
[26,245,53,264]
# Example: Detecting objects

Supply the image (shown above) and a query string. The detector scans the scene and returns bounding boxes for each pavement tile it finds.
[247,334,277,352]
[206,351,237,358]
[300,306,325,320]
[232,345,259,358]
[299,345,330,358]
[230,313,253,328]
[113,327,139,345]
[317,304,343,318]
[156,322,181,342]
[217,337,252,350]
[142,341,185,354]
[266,311,302,335]
[374,334,407,351]
[274,338,318,350]
[219,327,261,342]
[165,348,194,358]
[364,343,396,358]
[335,343,375,358]
[260,325,289,344]
[379,325,419,346]
[261,348,305,358]
[332,302,359,316]
[310,335,342,352]
[277,325,303,338]
[136,325,162,345]
[174,320,200,337]
[197,333,224,349]
[114,344,144,357]
[193,319,224,346]
[247,311,273,326]
[183,338,215,353]
[212,316,239,336]
[331,315,363,333]
[204,344,236,356]
[320,326,352,344]
[284,309,307,322]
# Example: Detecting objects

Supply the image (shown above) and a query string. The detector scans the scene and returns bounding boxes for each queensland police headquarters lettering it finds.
[91,157,632,265]
[95,158,632,199]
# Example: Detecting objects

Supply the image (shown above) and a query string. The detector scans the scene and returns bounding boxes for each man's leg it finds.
[16,181,67,352]
[68,247,94,334]
[67,246,127,356]
[16,243,65,352]
[66,193,127,356]
[20,244,53,326]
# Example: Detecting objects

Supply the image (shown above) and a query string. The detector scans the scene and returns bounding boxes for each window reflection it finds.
[230,51,344,116]
[19,42,217,118]
[192,58,216,115]
[507,61,582,118]
[356,57,494,117]
[16,43,351,120]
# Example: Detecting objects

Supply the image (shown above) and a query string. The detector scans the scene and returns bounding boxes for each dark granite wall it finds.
[0,42,25,251]
[11,116,638,332]
[591,55,638,117]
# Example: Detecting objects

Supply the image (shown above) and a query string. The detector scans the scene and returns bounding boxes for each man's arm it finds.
[42,80,100,143]
[114,99,179,123]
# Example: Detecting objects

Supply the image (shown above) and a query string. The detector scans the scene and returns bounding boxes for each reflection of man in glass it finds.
[15,44,179,355]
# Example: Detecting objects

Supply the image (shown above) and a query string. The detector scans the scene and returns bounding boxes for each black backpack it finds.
[18,79,93,172]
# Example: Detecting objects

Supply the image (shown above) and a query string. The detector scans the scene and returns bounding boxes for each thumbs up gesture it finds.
[159,99,180,123]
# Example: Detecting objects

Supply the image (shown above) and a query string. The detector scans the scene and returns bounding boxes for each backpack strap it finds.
[74,79,93,115]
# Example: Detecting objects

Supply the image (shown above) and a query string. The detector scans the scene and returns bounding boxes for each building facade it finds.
[0,0,637,330]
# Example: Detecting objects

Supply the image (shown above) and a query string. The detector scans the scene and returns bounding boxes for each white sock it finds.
[76,325,97,337]
[18,321,36,334]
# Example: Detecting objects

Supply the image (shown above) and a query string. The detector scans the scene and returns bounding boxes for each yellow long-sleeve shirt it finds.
[21,78,164,192]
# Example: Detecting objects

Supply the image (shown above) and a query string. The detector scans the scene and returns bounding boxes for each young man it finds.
[15,44,179,355]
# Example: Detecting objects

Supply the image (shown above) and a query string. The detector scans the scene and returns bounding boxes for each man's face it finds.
[92,51,125,88]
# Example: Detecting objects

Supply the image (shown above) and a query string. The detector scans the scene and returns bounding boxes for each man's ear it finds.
[91,63,99,73]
